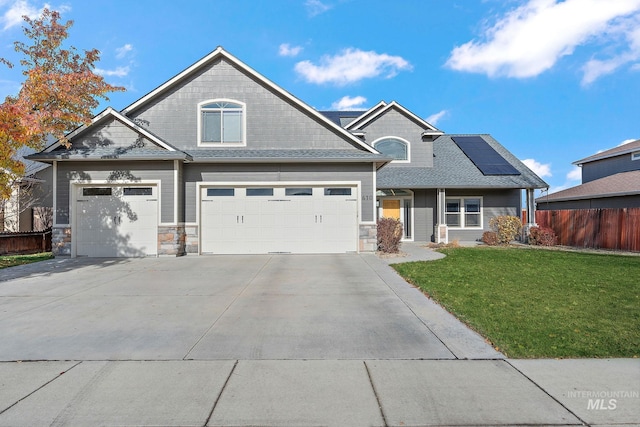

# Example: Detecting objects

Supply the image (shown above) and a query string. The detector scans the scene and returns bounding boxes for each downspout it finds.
[436,188,448,244]
[523,188,537,242]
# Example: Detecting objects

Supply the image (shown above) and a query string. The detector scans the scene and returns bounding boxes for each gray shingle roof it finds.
[535,170,640,202]
[319,111,367,127]
[25,146,388,163]
[187,148,389,162]
[25,146,190,161]
[377,134,548,189]
[574,139,640,165]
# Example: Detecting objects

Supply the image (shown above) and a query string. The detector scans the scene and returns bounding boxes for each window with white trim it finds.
[373,137,409,161]
[445,197,482,228]
[198,100,245,145]
[632,151,640,161]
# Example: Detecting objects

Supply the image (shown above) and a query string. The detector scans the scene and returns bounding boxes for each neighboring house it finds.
[1,162,53,232]
[537,139,640,210]
[26,47,546,257]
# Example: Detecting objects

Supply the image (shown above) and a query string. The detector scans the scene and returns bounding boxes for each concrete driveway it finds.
[1,252,637,426]
[0,253,497,361]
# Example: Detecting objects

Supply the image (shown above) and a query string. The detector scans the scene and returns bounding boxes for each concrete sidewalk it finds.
[0,245,637,426]
[0,358,637,426]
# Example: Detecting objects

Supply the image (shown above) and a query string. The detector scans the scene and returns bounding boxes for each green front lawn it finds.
[0,252,54,269]
[393,247,640,358]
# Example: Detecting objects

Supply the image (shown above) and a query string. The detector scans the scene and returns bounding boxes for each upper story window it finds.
[373,137,409,162]
[632,151,640,161]
[198,99,245,146]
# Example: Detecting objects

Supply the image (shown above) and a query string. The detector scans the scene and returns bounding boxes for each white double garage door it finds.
[74,184,358,256]
[200,185,358,254]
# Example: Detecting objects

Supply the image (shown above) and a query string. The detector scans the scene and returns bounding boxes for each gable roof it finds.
[121,47,378,155]
[343,101,388,130]
[536,170,640,203]
[377,134,548,189]
[345,101,443,134]
[44,107,179,153]
[574,139,640,165]
[319,110,366,127]
[26,107,190,162]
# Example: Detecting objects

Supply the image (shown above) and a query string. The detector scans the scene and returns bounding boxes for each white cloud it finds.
[426,109,448,125]
[446,0,640,82]
[1,0,41,30]
[94,66,130,78]
[295,48,412,85]
[522,158,552,178]
[279,43,303,57]
[115,43,133,59]
[330,95,366,110]
[1,1,71,31]
[305,0,331,17]
[581,23,640,85]
[567,166,582,181]
[618,138,638,145]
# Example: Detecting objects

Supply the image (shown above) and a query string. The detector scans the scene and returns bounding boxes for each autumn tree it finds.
[0,8,124,200]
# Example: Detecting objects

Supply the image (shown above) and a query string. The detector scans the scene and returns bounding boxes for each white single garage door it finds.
[75,185,158,257]
[201,185,358,254]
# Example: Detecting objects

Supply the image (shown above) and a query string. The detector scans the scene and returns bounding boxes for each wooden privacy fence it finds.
[0,229,52,255]
[536,208,640,252]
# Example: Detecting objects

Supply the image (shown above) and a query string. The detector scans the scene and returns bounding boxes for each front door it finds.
[382,199,401,220]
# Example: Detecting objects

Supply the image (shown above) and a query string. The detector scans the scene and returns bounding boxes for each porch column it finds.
[436,188,448,244]
[523,188,537,242]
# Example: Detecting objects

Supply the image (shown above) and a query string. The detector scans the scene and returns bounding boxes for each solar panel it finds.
[451,136,521,176]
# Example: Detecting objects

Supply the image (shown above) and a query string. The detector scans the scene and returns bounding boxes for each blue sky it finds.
[2,0,640,195]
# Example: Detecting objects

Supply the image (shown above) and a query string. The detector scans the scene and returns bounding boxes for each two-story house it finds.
[537,139,640,210]
[27,47,547,257]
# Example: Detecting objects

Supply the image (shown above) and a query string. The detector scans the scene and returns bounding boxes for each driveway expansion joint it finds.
[505,359,590,426]
[204,359,238,427]
[364,360,389,427]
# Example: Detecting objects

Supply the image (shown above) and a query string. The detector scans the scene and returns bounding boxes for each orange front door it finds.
[382,199,401,220]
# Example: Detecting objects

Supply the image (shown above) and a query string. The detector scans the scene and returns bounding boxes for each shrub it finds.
[529,226,557,246]
[482,231,499,246]
[377,217,403,253]
[489,215,522,245]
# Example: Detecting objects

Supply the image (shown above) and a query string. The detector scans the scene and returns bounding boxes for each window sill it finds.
[198,142,247,147]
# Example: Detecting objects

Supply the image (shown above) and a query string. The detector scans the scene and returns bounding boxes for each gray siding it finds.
[582,155,640,183]
[358,108,433,167]
[399,189,521,242]
[413,189,436,241]
[184,162,374,222]
[537,195,640,210]
[55,161,175,224]
[446,189,521,241]
[32,166,53,207]
[176,161,184,223]
[67,118,157,151]
[128,58,362,151]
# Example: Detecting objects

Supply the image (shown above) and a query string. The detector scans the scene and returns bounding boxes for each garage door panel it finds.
[201,185,357,254]
[75,186,158,257]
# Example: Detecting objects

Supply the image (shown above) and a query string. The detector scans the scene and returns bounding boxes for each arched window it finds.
[373,137,409,161]
[198,99,245,145]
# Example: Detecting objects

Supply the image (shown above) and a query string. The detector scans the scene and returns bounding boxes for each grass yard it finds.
[393,247,640,358]
[0,252,53,269]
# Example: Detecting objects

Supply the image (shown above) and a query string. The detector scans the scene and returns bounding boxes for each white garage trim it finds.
[52,161,59,226]
[70,180,161,257]
[174,160,179,225]
[197,181,361,254]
